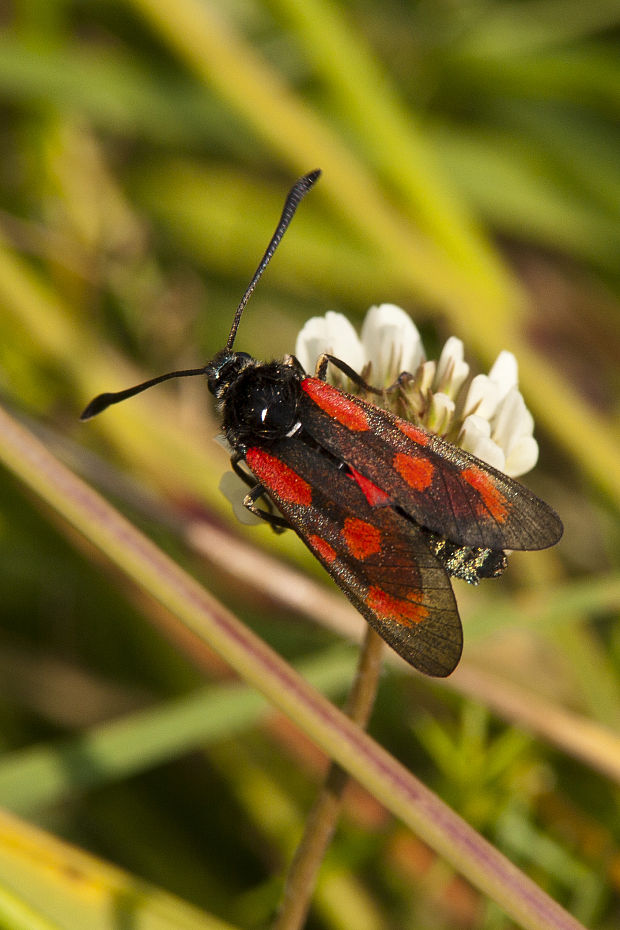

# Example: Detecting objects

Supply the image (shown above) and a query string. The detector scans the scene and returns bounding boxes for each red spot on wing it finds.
[302,379,370,431]
[245,448,312,505]
[349,467,390,506]
[393,452,434,490]
[342,517,382,559]
[461,466,509,523]
[366,586,429,627]
[397,420,430,446]
[308,534,337,564]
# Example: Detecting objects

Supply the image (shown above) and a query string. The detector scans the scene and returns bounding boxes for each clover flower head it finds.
[296,303,425,387]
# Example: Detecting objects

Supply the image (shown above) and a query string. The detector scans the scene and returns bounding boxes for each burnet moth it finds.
[82,170,562,677]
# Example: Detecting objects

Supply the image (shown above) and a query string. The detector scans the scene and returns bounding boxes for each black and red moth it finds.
[82,170,563,677]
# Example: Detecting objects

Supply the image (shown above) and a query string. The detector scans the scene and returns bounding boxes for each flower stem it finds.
[272,627,384,930]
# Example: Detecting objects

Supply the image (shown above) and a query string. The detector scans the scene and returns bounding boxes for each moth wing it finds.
[245,440,462,677]
[299,378,562,552]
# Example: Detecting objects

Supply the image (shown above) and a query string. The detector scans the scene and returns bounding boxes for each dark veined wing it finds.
[298,378,563,552]
[244,440,462,677]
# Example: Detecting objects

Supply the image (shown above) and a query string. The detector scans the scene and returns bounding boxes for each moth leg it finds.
[243,484,290,532]
[230,454,290,532]
[231,454,258,489]
[315,353,416,397]
[314,353,383,395]
[282,353,306,375]
[385,371,415,394]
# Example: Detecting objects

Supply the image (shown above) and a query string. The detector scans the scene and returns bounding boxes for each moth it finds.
[82,170,562,676]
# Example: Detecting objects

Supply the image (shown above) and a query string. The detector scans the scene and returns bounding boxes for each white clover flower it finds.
[464,374,501,419]
[220,304,540,523]
[295,311,364,376]
[492,387,538,476]
[489,350,519,395]
[459,414,507,471]
[434,337,469,399]
[417,360,436,395]
[296,303,424,386]
[359,304,425,384]
[428,392,455,435]
[461,350,538,477]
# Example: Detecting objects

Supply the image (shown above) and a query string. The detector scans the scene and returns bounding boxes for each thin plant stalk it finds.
[0,404,587,930]
[273,627,384,930]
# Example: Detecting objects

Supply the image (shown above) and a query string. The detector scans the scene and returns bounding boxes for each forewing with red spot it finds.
[245,441,462,676]
[299,378,562,552]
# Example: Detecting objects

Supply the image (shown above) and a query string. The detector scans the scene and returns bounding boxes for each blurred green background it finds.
[0,1,619,928]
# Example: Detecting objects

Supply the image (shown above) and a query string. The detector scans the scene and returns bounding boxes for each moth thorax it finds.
[222,361,302,448]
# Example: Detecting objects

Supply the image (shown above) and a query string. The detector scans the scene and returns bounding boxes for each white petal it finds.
[417,360,436,394]
[492,388,534,453]
[295,311,364,375]
[459,414,505,462]
[360,303,424,383]
[428,392,455,434]
[219,471,263,525]
[459,415,506,469]
[488,351,519,400]
[470,437,506,471]
[460,414,491,445]
[504,436,539,477]
[464,374,501,419]
[435,336,470,398]
[435,336,462,380]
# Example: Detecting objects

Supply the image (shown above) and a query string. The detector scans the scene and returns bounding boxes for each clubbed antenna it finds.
[80,367,206,420]
[225,169,321,350]
[80,169,321,420]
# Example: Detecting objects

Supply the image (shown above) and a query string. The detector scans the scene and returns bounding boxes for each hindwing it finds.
[245,440,462,677]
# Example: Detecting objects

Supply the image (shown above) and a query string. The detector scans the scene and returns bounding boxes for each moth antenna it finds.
[81,170,321,421]
[225,169,321,351]
[80,367,206,420]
